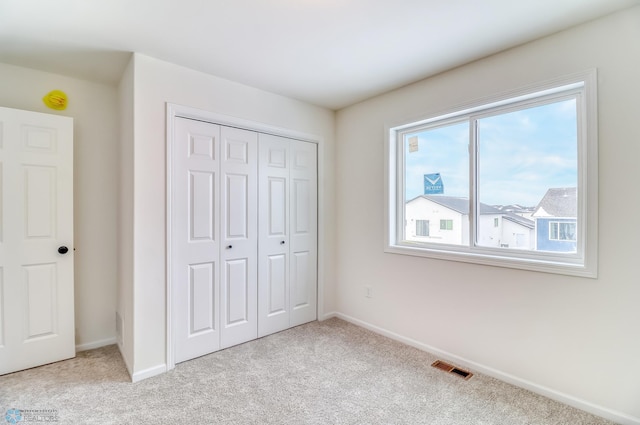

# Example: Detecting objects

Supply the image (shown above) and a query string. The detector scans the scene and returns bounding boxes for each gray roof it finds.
[502,213,535,229]
[408,195,535,228]
[493,204,535,214]
[409,195,502,215]
[533,187,577,218]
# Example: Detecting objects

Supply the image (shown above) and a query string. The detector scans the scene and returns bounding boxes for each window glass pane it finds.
[403,122,469,245]
[476,99,577,253]
[389,75,596,276]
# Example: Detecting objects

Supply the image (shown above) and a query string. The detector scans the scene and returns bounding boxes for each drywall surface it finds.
[116,56,135,375]
[130,53,336,375]
[0,62,119,351]
[335,6,640,423]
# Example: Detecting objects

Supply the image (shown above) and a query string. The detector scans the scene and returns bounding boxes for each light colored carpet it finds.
[0,318,615,424]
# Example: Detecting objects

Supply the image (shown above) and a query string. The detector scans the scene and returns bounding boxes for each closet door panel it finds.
[268,177,287,236]
[226,174,249,238]
[172,118,221,363]
[289,140,317,327]
[291,251,310,308]
[189,262,216,334]
[258,134,290,337]
[267,254,287,314]
[225,258,249,324]
[220,126,258,349]
[189,171,215,241]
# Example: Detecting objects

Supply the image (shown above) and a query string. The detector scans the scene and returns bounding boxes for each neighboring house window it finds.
[550,222,577,241]
[385,70,598,277]
[416,220,429,236]
[440,219,453,230]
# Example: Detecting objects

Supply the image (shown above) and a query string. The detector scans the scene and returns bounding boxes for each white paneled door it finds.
[172,119,259,362]
[258,134,317,337]
[171,118,221,363]
[257,135,290,336]
[288,139,317,328]
[170,115,316,364]
[0,106,74,375]
[219,126,258,349]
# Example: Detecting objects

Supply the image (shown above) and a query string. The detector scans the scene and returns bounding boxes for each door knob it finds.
[280,241,286,245]
[58,246,69,254]
[227,245,233,249]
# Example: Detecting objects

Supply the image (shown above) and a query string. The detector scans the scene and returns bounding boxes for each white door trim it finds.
[165,103,325,370]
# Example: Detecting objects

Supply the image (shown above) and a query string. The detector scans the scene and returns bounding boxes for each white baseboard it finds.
[131,364,167,383]
[76,337,117,352]
[331,312,640,425]
[319,311,338,321]
[113,341,164,383]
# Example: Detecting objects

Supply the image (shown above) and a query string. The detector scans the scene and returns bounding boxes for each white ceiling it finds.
[0,0,638,110]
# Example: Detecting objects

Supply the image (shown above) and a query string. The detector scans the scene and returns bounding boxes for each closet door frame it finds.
[165,103,325,371]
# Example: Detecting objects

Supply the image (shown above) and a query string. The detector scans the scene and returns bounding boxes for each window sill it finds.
[384,243,597,278]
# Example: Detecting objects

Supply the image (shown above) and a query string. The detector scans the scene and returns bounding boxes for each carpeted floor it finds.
[0,318,615,424]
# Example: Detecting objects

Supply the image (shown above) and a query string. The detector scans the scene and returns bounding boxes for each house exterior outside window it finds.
[533,187,577,253]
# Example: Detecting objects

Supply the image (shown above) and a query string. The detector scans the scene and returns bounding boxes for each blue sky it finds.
[404,98,577,206]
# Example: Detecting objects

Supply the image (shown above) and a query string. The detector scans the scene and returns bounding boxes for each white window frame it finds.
[384,70,598,278]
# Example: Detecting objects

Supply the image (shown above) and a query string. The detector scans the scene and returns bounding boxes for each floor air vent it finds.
[431,360,473,380]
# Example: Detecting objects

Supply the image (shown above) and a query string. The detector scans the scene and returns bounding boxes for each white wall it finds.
[117,56,135,374]
[0,62,119,351]
[334,7,640,424]
[126,53,336,377]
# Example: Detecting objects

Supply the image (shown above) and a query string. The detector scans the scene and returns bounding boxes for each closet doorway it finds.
[166,105,319,367]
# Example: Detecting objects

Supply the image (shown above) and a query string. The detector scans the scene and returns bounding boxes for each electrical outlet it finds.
[365,286,373,298]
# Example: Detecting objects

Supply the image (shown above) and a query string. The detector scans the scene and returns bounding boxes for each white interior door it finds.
[170,115,316,361]
[219,126,258,349]
[288,139,317,327]
[0,106,74,375]
[258,134,290,337]
[171,117,221,363]
[258,135,317,337]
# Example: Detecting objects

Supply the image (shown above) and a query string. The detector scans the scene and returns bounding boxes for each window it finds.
[416,220,429,237]
[550,222,577,241]
[385,71,598,277]
[440,220,453,231]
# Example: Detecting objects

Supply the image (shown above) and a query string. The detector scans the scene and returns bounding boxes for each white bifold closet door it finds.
[219,126,258,349]
[172,118,257,363]
[258,134,317,337]
[171,116,316,364]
